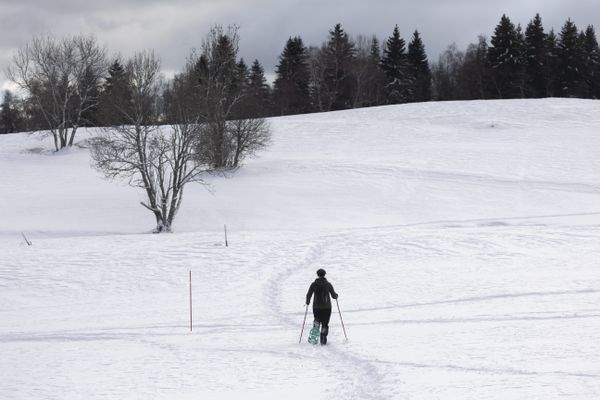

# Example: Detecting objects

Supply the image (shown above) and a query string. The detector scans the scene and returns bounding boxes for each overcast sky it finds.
[1,0,598,91]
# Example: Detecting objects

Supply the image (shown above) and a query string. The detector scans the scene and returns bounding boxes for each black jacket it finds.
[306,277,338,309]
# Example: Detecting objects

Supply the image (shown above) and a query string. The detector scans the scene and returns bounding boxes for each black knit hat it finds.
[316,268,326,277]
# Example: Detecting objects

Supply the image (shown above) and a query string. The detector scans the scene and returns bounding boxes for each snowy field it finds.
[1,98,600,399]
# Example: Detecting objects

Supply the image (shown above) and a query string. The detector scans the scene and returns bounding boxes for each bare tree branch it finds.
[90,51,209,233]
[6,34,107,151]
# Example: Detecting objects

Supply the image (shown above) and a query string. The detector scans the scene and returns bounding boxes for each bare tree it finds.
[431,43,465,100]
[7,34,106,151]
[350,35,376,108]
[90,51,207,232]
[226,118,271,167]
[307,45,327,112]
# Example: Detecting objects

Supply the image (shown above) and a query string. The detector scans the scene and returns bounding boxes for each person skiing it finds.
[305,268,338,345]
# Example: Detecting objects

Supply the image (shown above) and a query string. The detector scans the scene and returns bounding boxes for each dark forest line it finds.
[1,13,598,134]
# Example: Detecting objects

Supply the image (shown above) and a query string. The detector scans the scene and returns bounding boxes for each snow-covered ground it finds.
[1,98,600,399]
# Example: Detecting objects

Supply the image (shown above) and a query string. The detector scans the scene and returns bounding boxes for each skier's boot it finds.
[320,326,328,345]
[320,333,327,345]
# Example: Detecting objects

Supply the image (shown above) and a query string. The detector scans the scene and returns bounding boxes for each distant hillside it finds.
[1,98,599,238]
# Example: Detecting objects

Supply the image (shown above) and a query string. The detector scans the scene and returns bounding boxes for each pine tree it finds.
[0,90,24,133]
[322,23,356,110]
[231,58,250,118]
[545,29,560,96]
[235,59,249,91]
[196,28,243,168]
[99,60,131,125]
[557,19,584,97]
[488,14,525,98]
[247,59,272,117]
[205,33,238,102]
[79,66,102,126]
[515,23,527,97]
[407,30,432,102]
[273,36,311,115]
[381,25,411,103]
[581,25,600,98]
[524,14,548,97]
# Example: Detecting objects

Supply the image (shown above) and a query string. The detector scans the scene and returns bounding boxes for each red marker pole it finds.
[189,270,193,332]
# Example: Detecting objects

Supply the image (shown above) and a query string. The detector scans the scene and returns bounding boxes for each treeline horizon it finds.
[1,12,599,134]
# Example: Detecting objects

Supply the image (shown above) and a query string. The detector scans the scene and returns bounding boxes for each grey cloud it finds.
[1,0,599,88]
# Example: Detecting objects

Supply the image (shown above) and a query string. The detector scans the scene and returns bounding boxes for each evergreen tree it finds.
[544,29,560,96]
[321,23,356,110]
[581,25,600,98]
[195,27,242,168]
[273,36,311,115]
[488,14,525,98]
[198,32,239,104]
[370,37,381,60]
[79,65,102,126]
[407,30,432,102]
[515,23,527,97]
[0,90,24,133]
[231,58,250,118]
[247,59,272,117]
[235,58,250,91]
[381,25,411,103]
[557,18,584,97]
[99,59,131,125]
[524,14,548,97]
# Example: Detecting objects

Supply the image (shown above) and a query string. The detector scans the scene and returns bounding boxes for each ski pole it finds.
[189,270,193,332]
[299,304,308,344]
[335,299,348,341]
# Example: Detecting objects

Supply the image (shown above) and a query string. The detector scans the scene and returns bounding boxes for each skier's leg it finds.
[320,308,332,345]
[312,309,321,326]
[308,309,321,344]
[312,309,319,331]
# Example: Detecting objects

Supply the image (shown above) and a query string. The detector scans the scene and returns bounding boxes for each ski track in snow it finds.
[283,161,600,195]
[3,222,600,399]
[263,233,387,400]
[261,222,600,398]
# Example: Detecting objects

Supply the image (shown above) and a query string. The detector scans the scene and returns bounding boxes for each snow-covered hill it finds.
[1,99,600,399]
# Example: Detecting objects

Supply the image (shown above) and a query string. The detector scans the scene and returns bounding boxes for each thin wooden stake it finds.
[21,232,32,246]
[224,224,228,247]
[189,270,193,332]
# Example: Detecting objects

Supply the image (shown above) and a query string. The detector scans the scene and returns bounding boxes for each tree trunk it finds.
[154,215,171,233]
[52,132,59,152]
[68,126,78,146]
[59,128,67,149]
